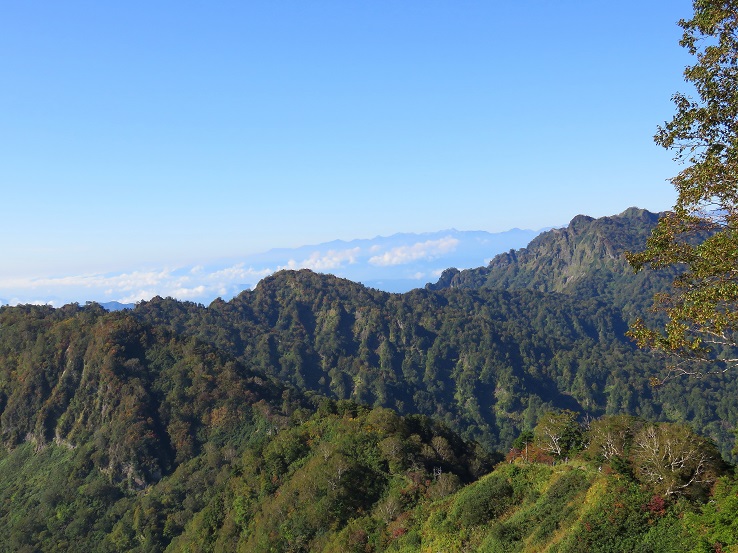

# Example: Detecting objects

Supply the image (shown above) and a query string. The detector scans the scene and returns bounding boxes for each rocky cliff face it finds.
[427,207,673,321]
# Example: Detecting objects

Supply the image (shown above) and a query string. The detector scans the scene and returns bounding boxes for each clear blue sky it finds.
[2,1,692,281]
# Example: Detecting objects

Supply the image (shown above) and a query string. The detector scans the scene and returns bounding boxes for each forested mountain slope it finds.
[0,303,294,487]
[427,207,675,322]
[2,402,732,552]
[0,302,730,552]
[3,206,738,551]
[0,302,494,551]
[129,269,738,458]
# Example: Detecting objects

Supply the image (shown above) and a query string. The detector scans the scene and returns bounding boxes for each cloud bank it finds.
[0,229,538,306]
[368,237,459,266]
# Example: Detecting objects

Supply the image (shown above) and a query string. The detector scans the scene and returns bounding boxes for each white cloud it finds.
[204,264,273,282]
[278,248,361,272]
[171,285,207,299]
[0,229,516,305]
[0,270,173,292]
[368,237,459,267]
[6,297,58,307]
[118,291,156,304]
[0,263,276,306]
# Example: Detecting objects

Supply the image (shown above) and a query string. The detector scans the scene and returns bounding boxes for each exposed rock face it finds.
[427,207,672,322]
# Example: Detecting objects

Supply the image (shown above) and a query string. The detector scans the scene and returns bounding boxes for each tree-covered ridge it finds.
[2,407,734,552]
[0,302,294,487]
[3,260,738,463]
[126,269,738,459]
[0,399,494,552]
[427,207,675,322]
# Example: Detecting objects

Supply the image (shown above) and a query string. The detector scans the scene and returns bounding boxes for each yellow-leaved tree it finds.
[627,0,738,380]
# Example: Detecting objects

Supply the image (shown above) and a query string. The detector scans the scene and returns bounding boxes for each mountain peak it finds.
[569,214,595,227]
[426,207,672,320]
[618,206,661,219]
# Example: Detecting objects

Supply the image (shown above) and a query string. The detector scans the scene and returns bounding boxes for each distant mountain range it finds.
[223,227,542,293]
[2,227,542,307]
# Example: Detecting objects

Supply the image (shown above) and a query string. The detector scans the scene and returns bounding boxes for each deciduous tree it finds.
[533,410,583,458]
[630,423,723,498]
[586,414,642,462]
[627,0,738,378]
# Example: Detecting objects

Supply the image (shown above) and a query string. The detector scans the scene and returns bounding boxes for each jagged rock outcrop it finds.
[427,207,673,321]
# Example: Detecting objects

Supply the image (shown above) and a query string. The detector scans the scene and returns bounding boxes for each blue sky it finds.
[2,1,692,291]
